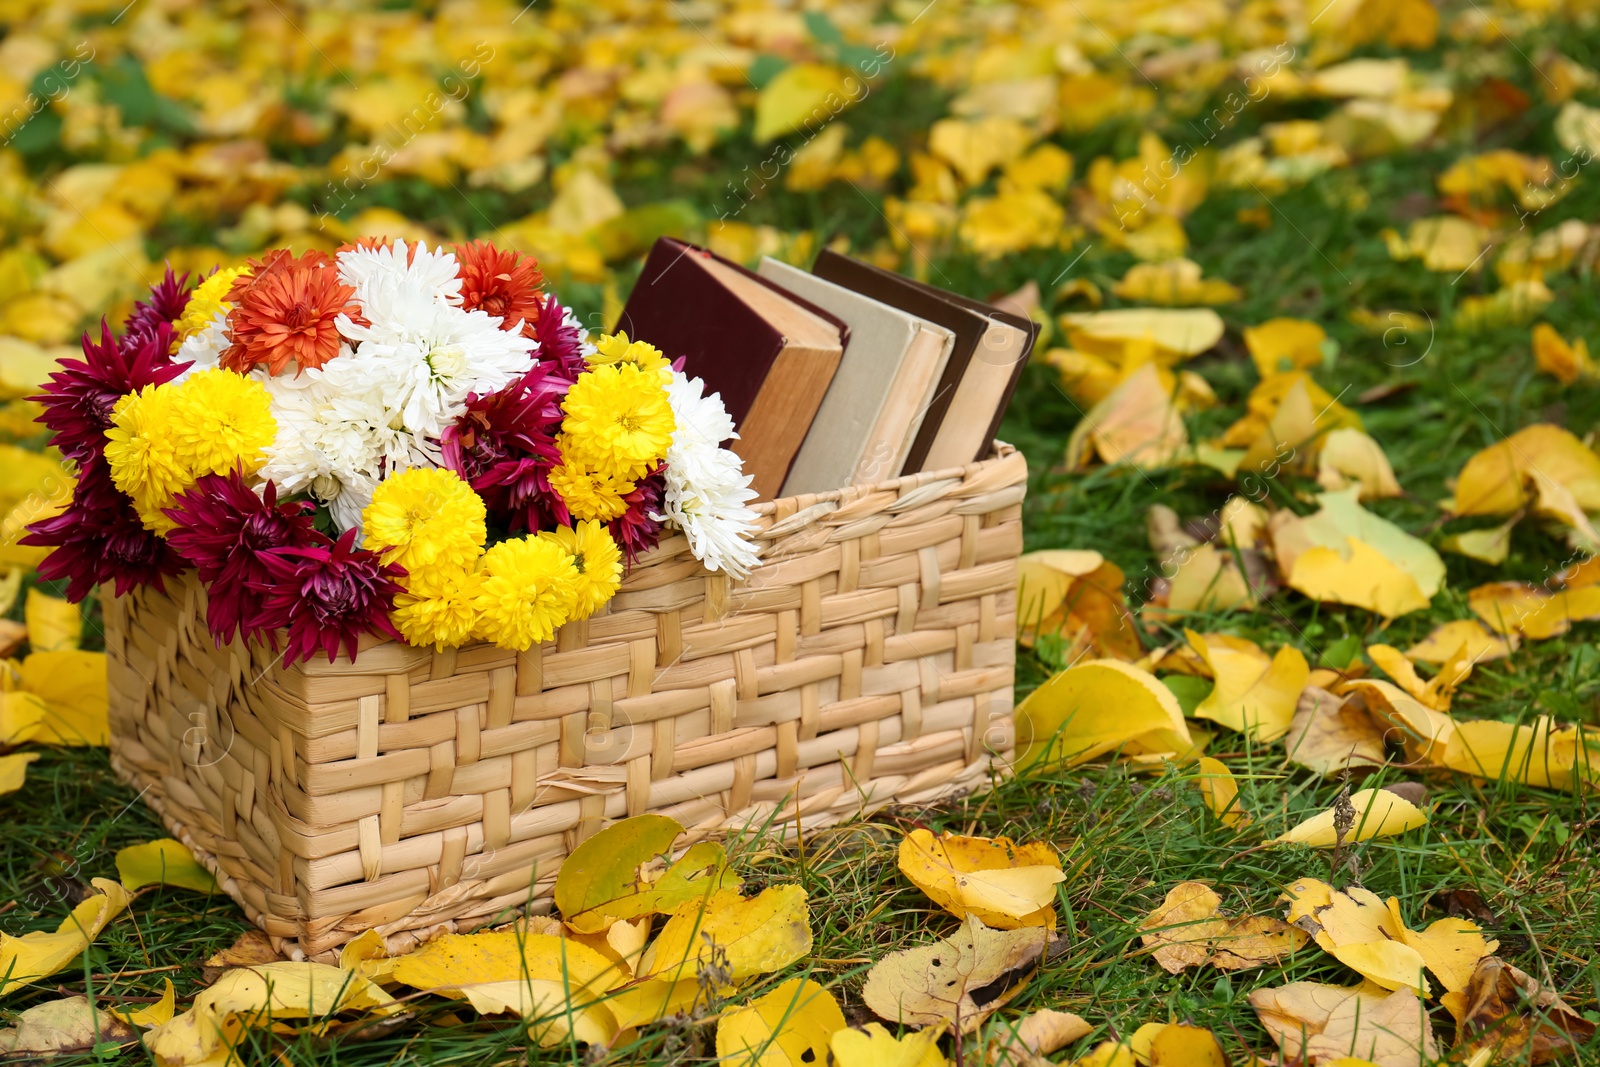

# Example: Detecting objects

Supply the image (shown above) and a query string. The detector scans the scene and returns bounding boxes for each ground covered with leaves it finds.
[3,0,1600,1064]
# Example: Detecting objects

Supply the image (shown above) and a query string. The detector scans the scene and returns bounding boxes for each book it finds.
[811,249,1038,473]
[756,257,955,495]
[615,238,847,499]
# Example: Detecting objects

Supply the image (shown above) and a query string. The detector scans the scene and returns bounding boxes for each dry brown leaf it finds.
[0,996,135,1057]
[202,929,281,983]
[1447,957,1597,1065]
[1139,882,1306,974]
[984,1009,1092,1067]
[1283,686,1388,777]
[862,917,1050,1034]
[1305,986,1439,1067]
[1065,362,1189,471]
[1249,979,1393,1062]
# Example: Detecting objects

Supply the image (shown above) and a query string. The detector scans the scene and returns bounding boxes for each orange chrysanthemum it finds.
[454,240,545,338]
[222,249,362,375]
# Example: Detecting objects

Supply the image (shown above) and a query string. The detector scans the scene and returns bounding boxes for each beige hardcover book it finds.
[920,314,1030,471]
[758,257,955,495]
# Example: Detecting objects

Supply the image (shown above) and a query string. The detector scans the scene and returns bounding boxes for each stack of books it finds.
[617,237,1039,500]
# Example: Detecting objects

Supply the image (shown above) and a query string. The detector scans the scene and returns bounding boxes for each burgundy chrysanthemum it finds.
[441,361,570,532]
[530,296,587,380]
[164,472,323,646]
[34,320,186,464]
[610,467,666,564]
[252,529,405,667]
[121,267,192,354]
[21,459,184,603]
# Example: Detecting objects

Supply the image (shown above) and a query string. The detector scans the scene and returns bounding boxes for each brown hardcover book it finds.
[811,249,1038,473]
[615,238,848,500]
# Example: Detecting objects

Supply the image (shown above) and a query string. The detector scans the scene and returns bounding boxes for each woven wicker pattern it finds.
[105,444,1025,960]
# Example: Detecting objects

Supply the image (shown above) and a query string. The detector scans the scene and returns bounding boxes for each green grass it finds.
[7,9,1600,1065]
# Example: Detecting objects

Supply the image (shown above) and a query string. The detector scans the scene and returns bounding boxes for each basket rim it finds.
[749,440,1019,520]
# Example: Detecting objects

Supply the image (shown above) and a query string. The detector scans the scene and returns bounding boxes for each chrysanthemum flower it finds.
[547,447,633,522]
[560,362,675,481]
[169,369,277,479]
[21,459,184,603]
[174,265,250,347]
[539,521,622,621]
[164,472,322,645]
[104,383,189,532]
[34,320,186,464]
[253,528,405,666]
[656,371,760,579]
[392,563,484,650]
[454,240,545,337]
[440,361,569,532]
[223,250,360,375]
[589,331,672,382]
[609,467,666,564]
[361,467,487,576]
[473,536,578,649]
[123,267,192,354]
[531,296,588,380]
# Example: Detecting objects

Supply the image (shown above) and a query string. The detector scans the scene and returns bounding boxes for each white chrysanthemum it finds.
[655,371,760,579]
[336,239,463,315]
[566,304,598,361]
[172,310,230,379]
[336,300,536,442]
[257,366,431,534]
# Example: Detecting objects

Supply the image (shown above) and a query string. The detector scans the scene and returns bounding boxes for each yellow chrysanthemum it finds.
[393,564,484,651]
[547,446,633,522]
[173,265,251,346]
[168,368,276,479]
[560,363,675,481]
[589,331,672,382]
[473,537,579,650]
[104,384,187,533]
[362,467,487,574]
[539,520,622,620]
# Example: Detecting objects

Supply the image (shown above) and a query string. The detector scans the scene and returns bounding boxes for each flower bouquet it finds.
[25,238,760,665]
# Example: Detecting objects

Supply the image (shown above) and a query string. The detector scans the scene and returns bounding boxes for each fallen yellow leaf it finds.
[115,839,217,895]
[1468,580,1600,640]
[1404,620,1516,664]
[0,878,128,995]
[897,829,1064,929]
[1366,643,1470,712]
[1193,757,1251,828]
[23,589,79,652]
[146,962,396,1065]
[1187,630,1308,743]
[1532,322,1596,384]
[1111,258,1240,306]
[0,751,38,796]
[1244,317,1328,378]
[1015,659,1191,770]
[832,1022,949,1067]
[754,65,858,143]
[1317,428,1402,500]
[639,886,811,985]
[716,978,845,1067]
[1272,788,1426,848]
[1441,715,1599,792]
[862,917,1049,1033]
[1450,423,1600,517]
[1059,308,1224,359]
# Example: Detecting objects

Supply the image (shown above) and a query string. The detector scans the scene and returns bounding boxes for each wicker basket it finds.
[104,444,1025,960]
